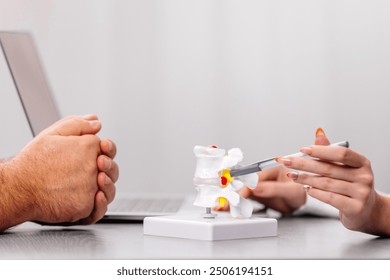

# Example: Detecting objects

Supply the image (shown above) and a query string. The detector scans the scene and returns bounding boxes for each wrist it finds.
[370,193,390,236]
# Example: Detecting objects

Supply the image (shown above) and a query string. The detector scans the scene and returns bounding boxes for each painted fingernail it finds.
[275,157,292,166]
[316,127,326,137]
[286,172,298,180]
[300,147,312,155]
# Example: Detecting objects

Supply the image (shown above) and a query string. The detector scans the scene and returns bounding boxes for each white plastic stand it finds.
[143,214,277,241]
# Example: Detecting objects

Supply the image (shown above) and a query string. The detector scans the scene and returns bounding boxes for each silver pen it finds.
[229,140,349,177]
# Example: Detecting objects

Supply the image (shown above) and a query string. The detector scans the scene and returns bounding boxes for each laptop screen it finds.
[0,32,60,137]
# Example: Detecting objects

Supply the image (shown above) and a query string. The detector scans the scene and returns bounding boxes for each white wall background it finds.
[1,0,390,194]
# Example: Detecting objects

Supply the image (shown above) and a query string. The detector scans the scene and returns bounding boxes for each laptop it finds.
[0,31,187,221]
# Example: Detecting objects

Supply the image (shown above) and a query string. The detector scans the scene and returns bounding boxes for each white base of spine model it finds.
[142,145,278,241]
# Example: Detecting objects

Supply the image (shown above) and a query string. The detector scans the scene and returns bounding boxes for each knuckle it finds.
[69,116,84,126]
[293,158,305,170]
[322,164,334,177]
[363,159,374,173]
[83,135,100,147]
[97,154,105,164]
[97,171,105,184]
[338,148,349,162]
[356,187,371,199]
[323,176,333,188]
[324,191,337,204]
[91,134,101,144]
[364,173,374,185]
[64,115,78,121]
[297,172,308,181]
[357,172,374,186]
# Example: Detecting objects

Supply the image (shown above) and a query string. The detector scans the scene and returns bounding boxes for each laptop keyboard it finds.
[110,197,184,213]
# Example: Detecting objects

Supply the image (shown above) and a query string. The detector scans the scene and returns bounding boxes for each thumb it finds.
[44,115,102,136]
[314,127,331,146]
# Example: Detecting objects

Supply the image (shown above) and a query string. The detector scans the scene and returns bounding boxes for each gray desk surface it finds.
[0,216,389,259]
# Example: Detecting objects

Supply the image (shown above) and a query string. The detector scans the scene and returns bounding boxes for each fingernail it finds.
[107,140,113,152]
[275,157,292,166]
[316,128,326,137]
[83,114,96,119]
[104,157,112,170]
[105,174,110,185]
[90,120,101,129]
[286,172,298,180]
[300,147,312,155]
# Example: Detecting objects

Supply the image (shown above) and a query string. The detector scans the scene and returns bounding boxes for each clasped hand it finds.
[5,115,118,226]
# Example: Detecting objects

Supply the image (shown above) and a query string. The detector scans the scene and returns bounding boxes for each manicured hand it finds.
[278,129,390,236]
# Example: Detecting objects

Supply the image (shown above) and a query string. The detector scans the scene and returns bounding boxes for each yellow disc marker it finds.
[218,169,233,207]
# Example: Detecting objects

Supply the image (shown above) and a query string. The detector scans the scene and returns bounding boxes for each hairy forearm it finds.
[0,160,35,232]
[0,161,16,232]
[0,161,5,185]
